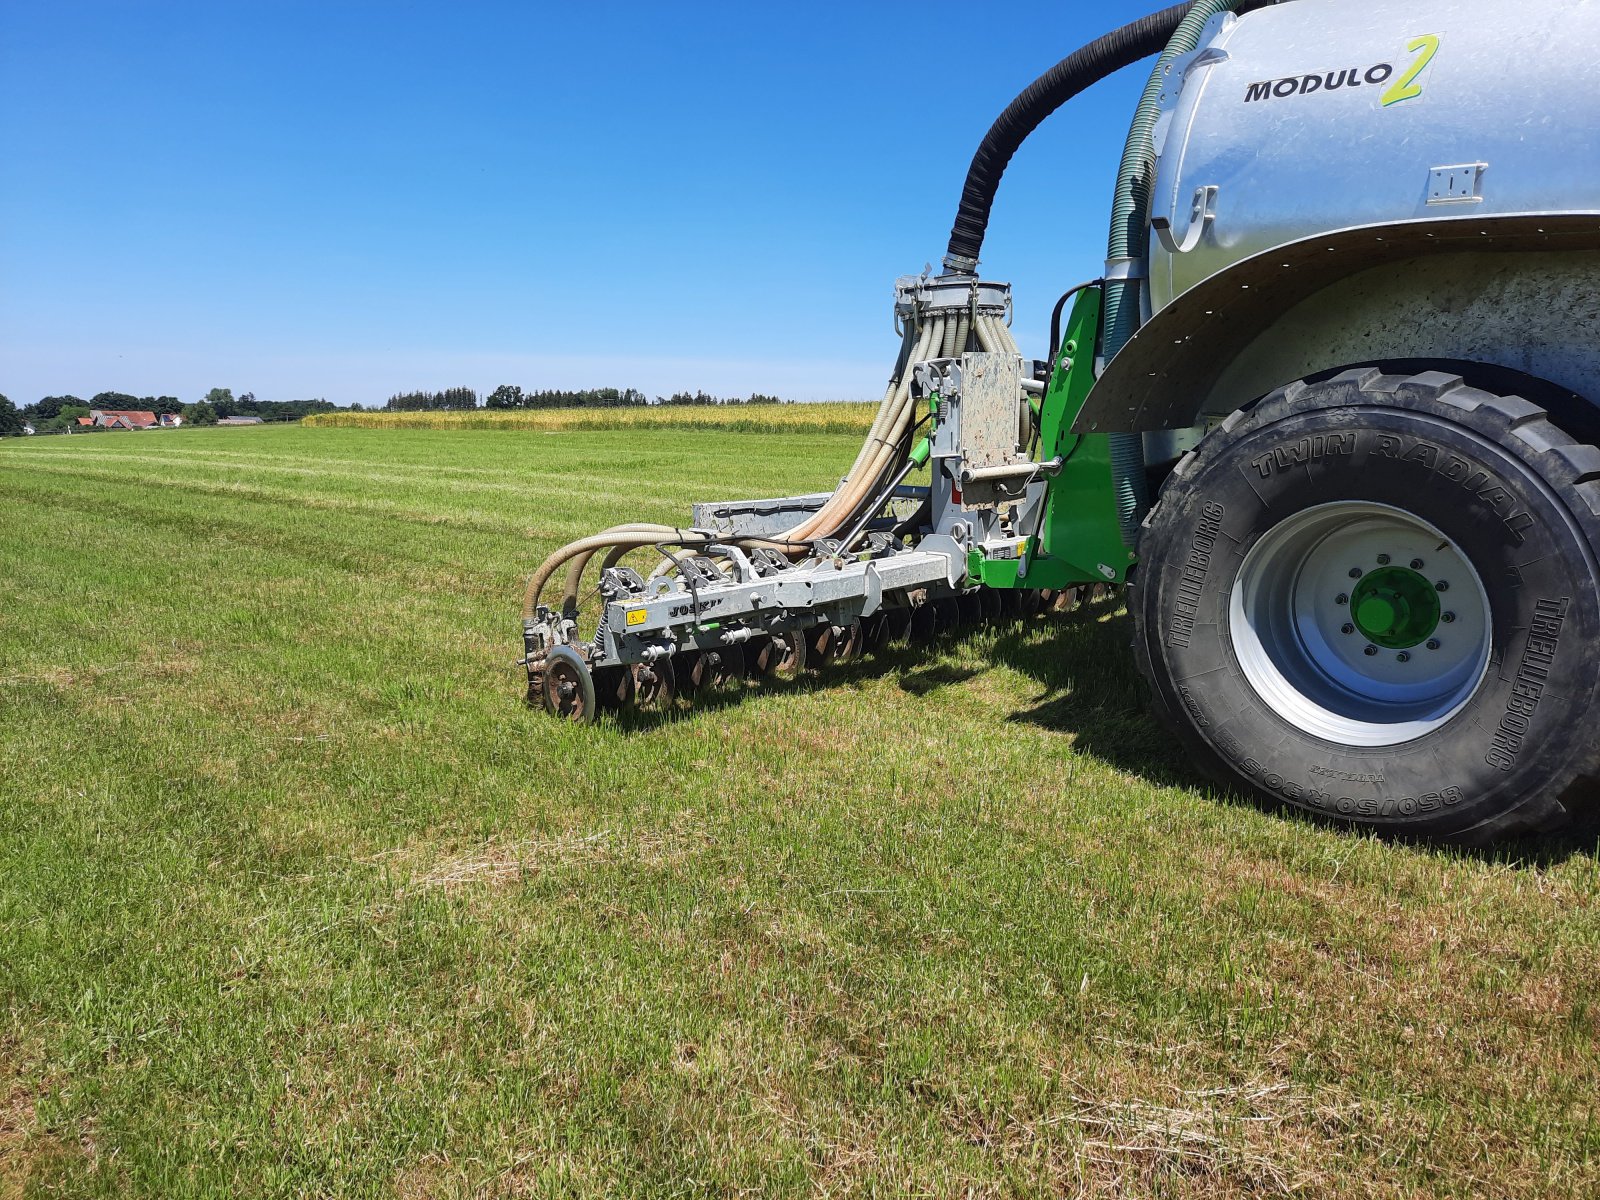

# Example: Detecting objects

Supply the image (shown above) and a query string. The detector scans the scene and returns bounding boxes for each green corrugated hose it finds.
[1103,0,1242,544]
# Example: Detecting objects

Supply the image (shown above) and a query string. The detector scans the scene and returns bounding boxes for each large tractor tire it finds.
[1133,368,1600,842]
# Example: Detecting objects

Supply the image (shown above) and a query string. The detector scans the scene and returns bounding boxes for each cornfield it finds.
[302,403,879,435]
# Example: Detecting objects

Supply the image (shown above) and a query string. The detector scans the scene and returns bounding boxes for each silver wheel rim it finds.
[1229,501,1491,747]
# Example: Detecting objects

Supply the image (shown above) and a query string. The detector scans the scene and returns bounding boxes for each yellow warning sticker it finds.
[626,607,648,627]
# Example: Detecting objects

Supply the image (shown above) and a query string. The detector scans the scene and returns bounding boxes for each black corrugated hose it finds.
[943,3,1192,271]
[944,0,1280,273]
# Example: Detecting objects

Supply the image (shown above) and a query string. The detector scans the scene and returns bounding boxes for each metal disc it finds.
[1017,589,1045,618]
[685,644,745,692]
[771,631,807,677]
[979,588,1003,623]
[884,606,913,646]
[692,651,714,691]
[673,649,705,698]
[540,645,596,723]
[860,612,890,656]
[710,642,745,686]
[745,635,775,678]
[803,622,837,669]
[749,631,806,679]
[631,658,676,709]
[909,601,938,643]
[593,663,635,710]
[833,620,864,664]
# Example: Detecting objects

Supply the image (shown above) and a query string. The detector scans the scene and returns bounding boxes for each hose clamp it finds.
[1102,257,1147,281]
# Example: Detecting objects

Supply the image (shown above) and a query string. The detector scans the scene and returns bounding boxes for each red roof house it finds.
[89,409,158,429]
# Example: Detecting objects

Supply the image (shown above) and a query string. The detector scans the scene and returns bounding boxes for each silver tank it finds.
[1149,0,1600,312]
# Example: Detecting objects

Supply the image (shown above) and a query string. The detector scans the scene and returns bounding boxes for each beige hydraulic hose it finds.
[598,539,644,574]
[974,311,999,352]
[557,523,693,614]
[800,317,928,531]
[534,520,813,623]
[523,527,714,621]
[940,314,962,357]
[782,314,943,542]
[988,312,1020,354]
[794,313,937,534]
[841,313,946,504]
[803,383,920,541]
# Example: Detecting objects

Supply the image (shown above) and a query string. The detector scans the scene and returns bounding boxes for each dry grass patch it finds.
[0,1077,35,1200]
[1045,1082,1338,1197]
[391,819,713,895]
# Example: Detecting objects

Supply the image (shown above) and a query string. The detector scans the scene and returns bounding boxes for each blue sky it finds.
[1,1,1166,407]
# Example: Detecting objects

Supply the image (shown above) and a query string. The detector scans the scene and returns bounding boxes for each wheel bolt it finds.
[1435,580,1449,592]
[1363,644,1378,656]
[1341,622,1355,635]
[1397,651,1410,662]
[1426,639,1441,650]
[1441,612,1456,623]
[1349,567,1363,579]
[1376,553,1391,565]
[1410,558,1425,570]
[1335,593,1349,605]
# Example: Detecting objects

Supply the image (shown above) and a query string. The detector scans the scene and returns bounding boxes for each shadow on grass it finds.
[895,663,984,696]
[1446,812,1600,869]
[979,593,1600,867]
[544,590,1599,863]
[983,597,1201,786]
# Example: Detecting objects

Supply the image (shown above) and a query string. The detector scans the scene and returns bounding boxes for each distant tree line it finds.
[0,382,798,436]
[661,390,783,406]
[385,387,479,411]
[484,385,784,409]
[202,389,337,423]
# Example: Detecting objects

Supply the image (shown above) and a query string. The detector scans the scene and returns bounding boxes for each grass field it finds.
[2,422,1598,1198]
[302,402,879,436]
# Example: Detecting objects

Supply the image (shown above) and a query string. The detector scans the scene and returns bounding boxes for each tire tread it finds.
[1134,369,1600,842]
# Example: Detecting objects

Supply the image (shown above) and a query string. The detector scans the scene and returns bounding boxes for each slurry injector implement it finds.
[524,0,1600,842]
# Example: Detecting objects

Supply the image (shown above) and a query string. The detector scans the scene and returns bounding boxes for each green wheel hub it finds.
[1350,566,1440,649]
[1230,500,1491,746]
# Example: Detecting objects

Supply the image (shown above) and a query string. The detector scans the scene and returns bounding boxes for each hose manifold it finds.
[894,272,1011,320]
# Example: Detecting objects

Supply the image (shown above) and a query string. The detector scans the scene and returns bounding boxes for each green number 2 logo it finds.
[1381,34,1440,107]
